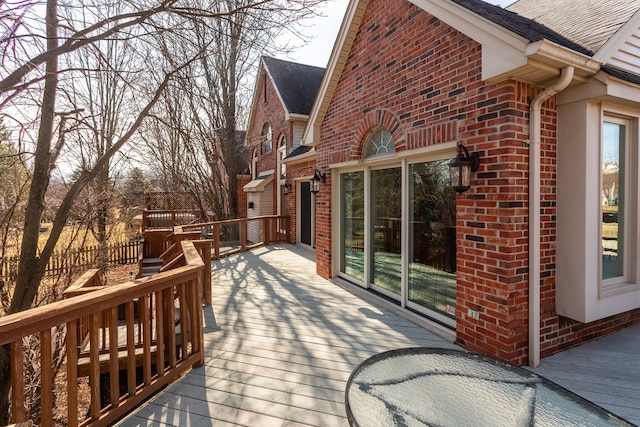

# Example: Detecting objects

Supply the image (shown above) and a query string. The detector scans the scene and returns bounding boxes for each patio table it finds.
[345,348,632,427]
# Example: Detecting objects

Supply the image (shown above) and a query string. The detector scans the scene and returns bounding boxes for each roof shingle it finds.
[262,57,325,116]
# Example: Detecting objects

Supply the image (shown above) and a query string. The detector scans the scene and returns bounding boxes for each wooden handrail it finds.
[175,215,289,261]
[0,240,205,427]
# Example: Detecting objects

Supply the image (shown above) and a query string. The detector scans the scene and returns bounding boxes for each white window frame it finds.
[600,116,631,291]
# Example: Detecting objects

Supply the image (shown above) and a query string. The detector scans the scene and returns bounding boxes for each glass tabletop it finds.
[345,348,633,427]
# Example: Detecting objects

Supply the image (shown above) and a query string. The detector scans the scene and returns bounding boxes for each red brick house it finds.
[244,56,325,246]
[293,0,640,366]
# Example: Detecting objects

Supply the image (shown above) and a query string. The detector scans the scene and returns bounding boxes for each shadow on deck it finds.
[118,244,640,426]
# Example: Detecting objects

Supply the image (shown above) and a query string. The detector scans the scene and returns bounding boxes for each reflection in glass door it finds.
[341,172,365,281]
[408,161,457,320]
[370,167,402,297]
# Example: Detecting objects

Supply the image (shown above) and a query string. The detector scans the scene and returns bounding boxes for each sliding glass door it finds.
[338,157,457,327]
[408,161,457,321]
[370,167,402,297]
[340,172,365,281]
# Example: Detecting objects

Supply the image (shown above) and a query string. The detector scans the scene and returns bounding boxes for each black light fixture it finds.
[310,169,326,194]
[448,144,480,194]
[283,180,292,195]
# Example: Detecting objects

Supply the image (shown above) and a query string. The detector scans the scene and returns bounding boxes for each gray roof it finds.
[262,57,325,116]
[507,0,640,52]
[451,0,593,55]
[452,0,640,84]
[284,144,313,160]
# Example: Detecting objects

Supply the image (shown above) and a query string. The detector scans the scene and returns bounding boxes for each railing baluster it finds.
[126,301,136,397]
[40,328,53,427]
[177,284,189,359]
[108,306,120,409]
[66,319,78,427]
[10,339,25,423]
[140,295,152,385]
[89,312,101,421]
[155,290,165,377]
[165,288,177,367]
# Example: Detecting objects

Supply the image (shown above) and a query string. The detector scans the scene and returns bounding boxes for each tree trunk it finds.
[0,0,58,420]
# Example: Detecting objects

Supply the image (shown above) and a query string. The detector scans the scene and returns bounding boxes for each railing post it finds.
[263,217,269,244]
[240,220,247,251]
[214,223,220,260]
[203,244,212,305]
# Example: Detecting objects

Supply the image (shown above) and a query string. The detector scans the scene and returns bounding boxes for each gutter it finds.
[528,66,574,367]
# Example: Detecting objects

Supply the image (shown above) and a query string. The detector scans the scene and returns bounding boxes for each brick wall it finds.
[236,175,251,218]
[247,66,292,212]
[284,161,317,244]
[312,0,640,365]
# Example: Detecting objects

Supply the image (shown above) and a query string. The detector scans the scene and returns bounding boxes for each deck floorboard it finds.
[118,245,640,426]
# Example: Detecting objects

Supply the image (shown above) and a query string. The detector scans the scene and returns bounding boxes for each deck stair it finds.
[140,257,163,277]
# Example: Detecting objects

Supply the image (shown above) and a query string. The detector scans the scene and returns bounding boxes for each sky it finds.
[283,0,517,68]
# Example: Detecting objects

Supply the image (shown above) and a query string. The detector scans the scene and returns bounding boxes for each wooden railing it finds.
[0,240,206,427]
[177,215,290,260]
[139,215,289,306]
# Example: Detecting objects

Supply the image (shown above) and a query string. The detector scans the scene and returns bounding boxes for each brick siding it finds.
[314,0,640,365]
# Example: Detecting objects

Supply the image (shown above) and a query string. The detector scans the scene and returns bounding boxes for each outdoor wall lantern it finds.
[310,169,326,195]
[448,144,480,194]
[283,180,292,195]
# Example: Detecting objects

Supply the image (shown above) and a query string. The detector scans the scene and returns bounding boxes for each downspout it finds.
[528,66,574,367]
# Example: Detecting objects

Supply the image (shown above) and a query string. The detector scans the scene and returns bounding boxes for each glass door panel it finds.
[408,161,457,319]
[370,167,402,296]
[341,171,365,281]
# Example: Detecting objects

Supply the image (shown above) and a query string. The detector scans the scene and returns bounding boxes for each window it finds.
[251,149,258,179]
[338,126,457,328]
[556,104,640,323]
[601,118,628,287]
[262,123,272,154]
[279,135,287,179]
[363,128,395,158]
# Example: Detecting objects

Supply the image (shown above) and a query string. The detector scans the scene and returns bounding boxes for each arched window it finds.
[363,128,395,158]
[262,123,272,154]
[251,148,258,179]
[278,135,287,179]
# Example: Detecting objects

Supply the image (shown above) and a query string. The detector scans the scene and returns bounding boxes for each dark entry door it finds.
[300,181,312,246]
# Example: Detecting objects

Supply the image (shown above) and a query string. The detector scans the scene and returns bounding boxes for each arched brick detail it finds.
[352,109,406,159]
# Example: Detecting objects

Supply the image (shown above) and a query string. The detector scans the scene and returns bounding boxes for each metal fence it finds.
[0,240,140,283]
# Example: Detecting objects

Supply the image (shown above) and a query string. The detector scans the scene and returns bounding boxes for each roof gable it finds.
[262,56,325,116]
[303,0,601,145]
[594,8,640,78]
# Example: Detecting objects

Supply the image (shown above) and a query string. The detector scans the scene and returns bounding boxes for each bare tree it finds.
[144,0,320,219]
[0,0,326,421]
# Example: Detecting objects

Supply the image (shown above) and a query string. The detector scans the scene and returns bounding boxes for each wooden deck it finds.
[527,324,640,425]
[118,245,640,426]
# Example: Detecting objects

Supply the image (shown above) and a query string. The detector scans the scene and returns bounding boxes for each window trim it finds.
[556,101,640,323]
